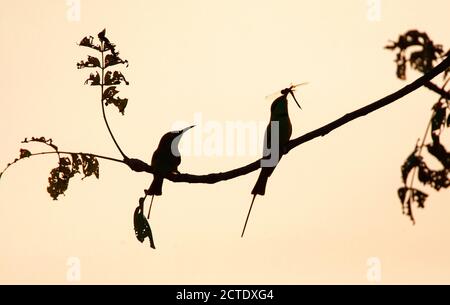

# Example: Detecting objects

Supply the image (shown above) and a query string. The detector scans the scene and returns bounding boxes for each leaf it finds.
[397,187,408,203]
[133,203,156,249]
[431,102,447,133]
[386,30,445,80]
[78,35,101,51]
[80,154,99,179]
[45,153,100,200]
[103,86,128,115]
[19,149,31,159]
[71,153,82,175]
[98,28,118,56]
[418,161,450,191]
[427,141,450,168]
[103,86,120,99]
[398,187,428,223]
[77,55,101,69]
[401,149,421,183]
[84,72,101,86]
[411,188,428,209]
[104,71,129,86]
[47,157,73,200]
[395,53,407,80]
[105,54,128,68]
[106,96,128,115]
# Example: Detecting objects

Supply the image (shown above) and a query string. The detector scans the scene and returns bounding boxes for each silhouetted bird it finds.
[146,125,195,218]
[241,84,305,237]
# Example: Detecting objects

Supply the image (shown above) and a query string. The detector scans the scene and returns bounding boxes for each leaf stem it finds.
[32,151,124,163]
[406,116,432,221]
[100,43,128,160]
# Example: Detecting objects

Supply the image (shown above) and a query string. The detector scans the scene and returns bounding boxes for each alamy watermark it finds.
[366,257,382,282]
[170,112,281,167]
[66,256,81,282]
[66,0,81,22]
[367,0,381,22]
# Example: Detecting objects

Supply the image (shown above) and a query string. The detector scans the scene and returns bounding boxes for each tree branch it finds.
[124,55,450,184]
[7,56,449,186]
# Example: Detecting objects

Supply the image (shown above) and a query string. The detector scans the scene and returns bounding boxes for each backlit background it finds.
[0,0,449,284]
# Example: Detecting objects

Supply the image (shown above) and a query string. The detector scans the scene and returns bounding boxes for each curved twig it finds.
[100,43,128,160]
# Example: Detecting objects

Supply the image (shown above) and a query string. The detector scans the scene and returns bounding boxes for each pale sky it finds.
[0,0,449,284]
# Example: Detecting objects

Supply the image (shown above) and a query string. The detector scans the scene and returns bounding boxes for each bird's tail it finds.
[251,168,272,195]
[148,175,164,196]
[241,194,257,238]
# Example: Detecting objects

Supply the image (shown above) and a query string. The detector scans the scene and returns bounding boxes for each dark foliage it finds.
[134,201,155,249]
[388,30,450,223]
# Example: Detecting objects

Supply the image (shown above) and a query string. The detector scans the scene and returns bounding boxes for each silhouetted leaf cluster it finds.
[47,153,99,200]
[398,123,449,223]
[386,30,448,80]
[134,201,155,249]
[1,137,101,200]
[78,29,129,114]
[391,30,450,223]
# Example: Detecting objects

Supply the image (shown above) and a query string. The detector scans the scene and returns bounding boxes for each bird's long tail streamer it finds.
[241,194,257,238]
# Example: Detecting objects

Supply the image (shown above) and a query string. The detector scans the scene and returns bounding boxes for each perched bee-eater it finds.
[146,125,195,218]
[241,84,305,237]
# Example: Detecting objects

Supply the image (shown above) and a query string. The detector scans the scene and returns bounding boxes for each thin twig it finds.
[406,118,432,223]
[424,81,450,100]
[0,150,124,179]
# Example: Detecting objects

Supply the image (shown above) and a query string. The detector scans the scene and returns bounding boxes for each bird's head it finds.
[160,125,195,156]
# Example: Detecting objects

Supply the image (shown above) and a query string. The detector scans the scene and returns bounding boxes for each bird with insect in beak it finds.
[241,83,306,237]
[143,125,195,219]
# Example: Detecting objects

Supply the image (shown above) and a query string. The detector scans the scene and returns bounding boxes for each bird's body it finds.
[149,133,183,196]
[252,94,292,196]
[146,126,194,218]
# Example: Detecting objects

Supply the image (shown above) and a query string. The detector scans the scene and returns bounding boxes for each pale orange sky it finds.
[0,0,449,284]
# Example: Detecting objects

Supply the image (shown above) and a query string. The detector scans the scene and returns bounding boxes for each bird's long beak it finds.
[290,91,302,110]
[181,125,195,134]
